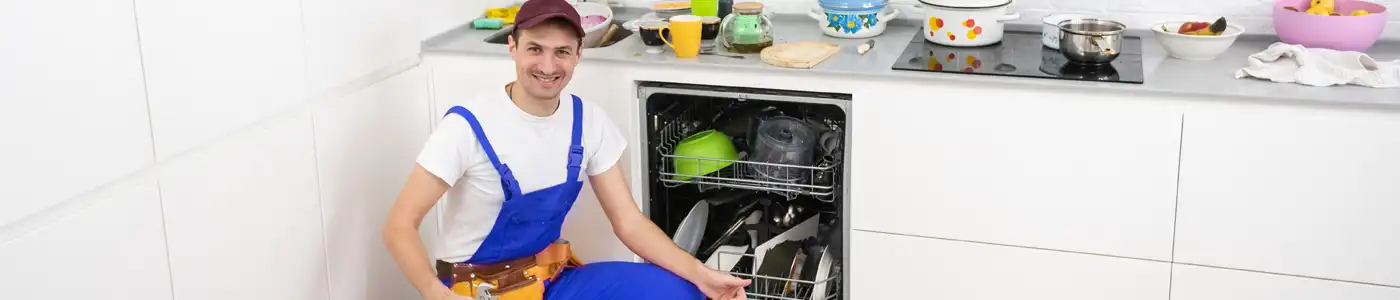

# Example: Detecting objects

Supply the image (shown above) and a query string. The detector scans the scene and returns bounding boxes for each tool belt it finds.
[436,240,583,300]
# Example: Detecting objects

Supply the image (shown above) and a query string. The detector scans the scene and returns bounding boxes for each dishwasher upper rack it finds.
[653,101,843,202]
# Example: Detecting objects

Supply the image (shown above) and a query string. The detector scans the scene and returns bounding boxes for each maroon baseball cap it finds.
[513,0,586,39]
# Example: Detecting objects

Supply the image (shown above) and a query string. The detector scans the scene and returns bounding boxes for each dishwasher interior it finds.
[638,82,850,300]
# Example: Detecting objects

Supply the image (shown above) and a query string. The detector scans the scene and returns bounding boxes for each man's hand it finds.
[693,267,751,300]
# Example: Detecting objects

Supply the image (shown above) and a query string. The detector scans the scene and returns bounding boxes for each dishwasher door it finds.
[636,81,851,300]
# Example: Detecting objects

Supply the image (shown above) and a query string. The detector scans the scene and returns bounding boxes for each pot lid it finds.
[818,0,888,9]
[916,0,1011,9]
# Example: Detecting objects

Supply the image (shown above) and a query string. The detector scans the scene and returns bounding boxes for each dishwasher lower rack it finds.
[711,251,842,300]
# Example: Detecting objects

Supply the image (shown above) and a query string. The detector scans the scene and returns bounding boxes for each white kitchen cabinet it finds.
[850,81,1183,261]
[1174,104,1400,286]
[1171,264,1400,300]
[0,0,154,226]
[159,113,329,300]
[0,176,172,300]
[419,0,504,41]
[850,230,1171,300]
[136,0,309,159]
[426,56,513,119]
[312,67,435,300]
[301,0,420,93]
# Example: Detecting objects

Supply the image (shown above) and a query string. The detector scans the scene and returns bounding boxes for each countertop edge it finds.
[420,14,1400,112]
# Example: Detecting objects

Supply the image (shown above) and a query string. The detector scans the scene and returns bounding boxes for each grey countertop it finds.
[423,8,1400,110]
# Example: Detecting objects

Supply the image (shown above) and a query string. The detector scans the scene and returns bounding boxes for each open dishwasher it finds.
[637,82,850,300]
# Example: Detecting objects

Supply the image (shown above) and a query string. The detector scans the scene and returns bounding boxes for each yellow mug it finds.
[659,15,702,58]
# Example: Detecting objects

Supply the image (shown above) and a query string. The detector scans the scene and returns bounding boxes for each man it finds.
[381,0,750,299]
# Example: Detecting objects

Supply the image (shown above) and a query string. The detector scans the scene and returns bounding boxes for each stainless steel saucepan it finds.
[1057,18,1126,64]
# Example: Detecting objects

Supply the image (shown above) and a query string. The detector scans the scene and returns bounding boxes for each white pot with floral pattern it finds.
[911,0,1021,47]
[809,0,901,39]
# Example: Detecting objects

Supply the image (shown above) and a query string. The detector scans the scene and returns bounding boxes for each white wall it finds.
[620,0,1400,40]
[0,0,473,299]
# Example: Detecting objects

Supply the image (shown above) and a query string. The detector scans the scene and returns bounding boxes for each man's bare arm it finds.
[588,165,750,299]
[383,165,456,300]
[587,166,707,280]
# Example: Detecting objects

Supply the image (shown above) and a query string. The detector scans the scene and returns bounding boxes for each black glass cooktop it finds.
[891,30,1145,84]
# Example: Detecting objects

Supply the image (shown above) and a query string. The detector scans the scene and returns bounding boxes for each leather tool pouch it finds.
[436,240,583,300]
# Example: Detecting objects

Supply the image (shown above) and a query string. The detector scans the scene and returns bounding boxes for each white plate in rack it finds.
[752,214,820,273]
[673,200,709,255]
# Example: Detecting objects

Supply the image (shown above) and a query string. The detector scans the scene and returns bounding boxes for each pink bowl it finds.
[1273,0,1389,52]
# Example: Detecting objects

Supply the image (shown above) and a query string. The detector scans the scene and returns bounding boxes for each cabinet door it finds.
[1171,264,1400,300]
[1175,105,1400,286]
[851,82,1183,260]
[850,230,1171,300]
[426,56,511,119]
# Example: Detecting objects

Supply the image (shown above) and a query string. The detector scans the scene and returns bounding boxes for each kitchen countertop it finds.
[423,8,1400,110]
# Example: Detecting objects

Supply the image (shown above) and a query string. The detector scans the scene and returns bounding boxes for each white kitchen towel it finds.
[1234,42,1400,88]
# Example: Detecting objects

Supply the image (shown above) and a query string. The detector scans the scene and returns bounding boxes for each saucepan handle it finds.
[886,0,921,8]
[997,12,1021,22]
[879,7,900,20]
[809,8,825,21]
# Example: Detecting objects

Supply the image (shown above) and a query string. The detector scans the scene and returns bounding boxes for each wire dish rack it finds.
[711,251,842,300]
[653,102,843,202]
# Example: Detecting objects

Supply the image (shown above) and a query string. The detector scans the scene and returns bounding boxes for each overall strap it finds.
[443,105,523,198]
[566,95,585,183]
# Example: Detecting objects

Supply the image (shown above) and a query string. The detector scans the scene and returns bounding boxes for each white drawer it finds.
[1172,264,1400,300]
[851,82,1182,261]
[850,230,1170,300]
[1175,105,1400,286]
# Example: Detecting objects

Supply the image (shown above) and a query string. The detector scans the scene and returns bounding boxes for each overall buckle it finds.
[498,164,519,198]
[566,146,584,168]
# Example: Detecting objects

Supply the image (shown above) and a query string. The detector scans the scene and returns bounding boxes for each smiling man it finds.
[381,0,750,299]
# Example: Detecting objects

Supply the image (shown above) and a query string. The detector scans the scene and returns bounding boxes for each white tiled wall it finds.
[1,0,441,298]
[619,0,1400,39]
[136,0,311,160]
[0,0,155,228]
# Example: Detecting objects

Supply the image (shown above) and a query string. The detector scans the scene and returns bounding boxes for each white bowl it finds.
[574,2,613,48]
[1151,21,1246,61]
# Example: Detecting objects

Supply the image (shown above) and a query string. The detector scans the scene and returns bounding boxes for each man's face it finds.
[507,21,580,102]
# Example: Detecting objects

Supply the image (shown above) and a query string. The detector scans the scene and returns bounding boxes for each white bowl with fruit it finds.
[1152,17,1247,61]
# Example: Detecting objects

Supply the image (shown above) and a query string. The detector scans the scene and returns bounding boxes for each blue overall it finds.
[441,95,706,300]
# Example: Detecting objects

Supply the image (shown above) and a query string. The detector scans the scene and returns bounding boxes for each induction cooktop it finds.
[891,30,1145,84]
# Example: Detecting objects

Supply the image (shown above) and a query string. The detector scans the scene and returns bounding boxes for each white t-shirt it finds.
[415,91,627,263]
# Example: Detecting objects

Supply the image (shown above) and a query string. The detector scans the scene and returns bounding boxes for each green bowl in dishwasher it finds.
[672,129,739,181]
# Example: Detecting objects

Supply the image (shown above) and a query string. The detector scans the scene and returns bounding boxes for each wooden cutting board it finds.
[760,42,841,69]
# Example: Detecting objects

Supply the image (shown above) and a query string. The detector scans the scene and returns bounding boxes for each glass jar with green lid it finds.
[718,2,774,53]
